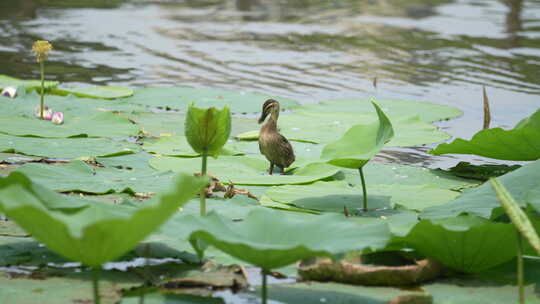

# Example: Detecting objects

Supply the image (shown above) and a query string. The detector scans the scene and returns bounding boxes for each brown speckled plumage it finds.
[258,99,295,175]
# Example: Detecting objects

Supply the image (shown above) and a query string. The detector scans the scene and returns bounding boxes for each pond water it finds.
[1,0,539,167]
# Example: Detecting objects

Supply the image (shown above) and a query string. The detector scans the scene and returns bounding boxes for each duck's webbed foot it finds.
[268,163,274,175]
[279,167,286,175]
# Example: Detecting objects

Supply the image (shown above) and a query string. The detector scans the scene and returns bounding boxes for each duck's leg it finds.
[268,163,274,175]
[279,166,286,175]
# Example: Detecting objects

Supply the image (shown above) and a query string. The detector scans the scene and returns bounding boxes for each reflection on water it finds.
[0,0,539,162]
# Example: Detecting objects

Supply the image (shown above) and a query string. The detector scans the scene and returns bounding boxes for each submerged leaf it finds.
[321,101,394,169]
[0,172,207,267]
[185,105,231,157]
[430,109,540,161]
[446,162,520,181]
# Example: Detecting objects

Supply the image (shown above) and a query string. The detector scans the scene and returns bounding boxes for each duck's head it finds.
[258,99,280,124]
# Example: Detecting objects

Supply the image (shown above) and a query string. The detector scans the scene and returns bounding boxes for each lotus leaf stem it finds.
[359,167,368,211]
[200,150,208,216]
[261,268,268,304]
[92,266,101,304]
[39,61,45,119]
[517,232,524,304]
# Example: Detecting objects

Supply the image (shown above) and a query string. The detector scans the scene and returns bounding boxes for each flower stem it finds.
[92,266,101,304]
[261,269,268,304]
[199,150,208,216]
[517,232,524,304]
[359,167,368,211]
[39,61,45,119]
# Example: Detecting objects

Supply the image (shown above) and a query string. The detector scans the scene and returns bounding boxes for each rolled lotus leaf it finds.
[185,104,231,157]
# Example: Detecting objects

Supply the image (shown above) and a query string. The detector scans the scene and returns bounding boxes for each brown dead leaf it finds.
[298,257,444,286]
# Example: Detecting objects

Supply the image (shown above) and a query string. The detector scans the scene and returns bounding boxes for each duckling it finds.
[258,99,295,175]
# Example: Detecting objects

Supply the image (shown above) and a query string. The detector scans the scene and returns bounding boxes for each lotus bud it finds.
[185,104,231,157]
[1,87,17,98]
[51,112,64,125]
[32,40,53,63]
[35,106,53,120]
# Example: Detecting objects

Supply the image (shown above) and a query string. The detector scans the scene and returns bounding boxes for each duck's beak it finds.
[259,100,274,124]
[258,106,270,124]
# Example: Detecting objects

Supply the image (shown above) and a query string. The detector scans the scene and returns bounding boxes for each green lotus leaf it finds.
[265,282,431,304]
[264,180,459,213]
[121,293,225,304]
[528,188,540,214]
[51,86,134,99]
[0,153,40,164]
[15,160,175,194]
[425,264,540,304]
[430,109,540,161]
[0,133,139,159]
[96,152,155,172]
[394,215,517,273]
[235,111,449,147]
[0,91,147,117]
[299,97,462,123]
[123,87,299,113]
[422,160,540,219]
[0,269,130,304]
[149,156,339,186]
[144,196,264,267]
[0,171,207,267]
[341,163,479,190]
[185,105,231,157]
[143,135,242,157]
[0,112,139,138]
[321,101,394,169]
[185,207,391,270]
[0,74,59,92]
[491,178,540,255]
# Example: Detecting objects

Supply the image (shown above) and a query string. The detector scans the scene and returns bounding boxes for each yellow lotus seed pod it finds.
[32,40,53,63]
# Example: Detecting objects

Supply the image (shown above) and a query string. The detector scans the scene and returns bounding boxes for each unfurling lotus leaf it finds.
[185,104,231,157]
[321,100,394,169]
